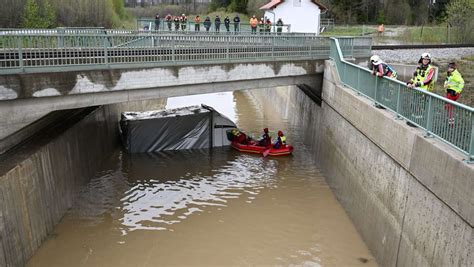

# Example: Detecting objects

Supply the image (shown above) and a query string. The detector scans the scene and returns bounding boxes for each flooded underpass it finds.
[26,89,376,266]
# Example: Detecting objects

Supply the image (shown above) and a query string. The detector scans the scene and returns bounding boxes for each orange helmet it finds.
[278,131,283,136]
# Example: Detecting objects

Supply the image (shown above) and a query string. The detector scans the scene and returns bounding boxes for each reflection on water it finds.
[27,89,376,266]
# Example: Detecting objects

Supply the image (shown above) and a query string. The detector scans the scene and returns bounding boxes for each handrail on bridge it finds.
[0,31,371,75]
[330,37,474,162]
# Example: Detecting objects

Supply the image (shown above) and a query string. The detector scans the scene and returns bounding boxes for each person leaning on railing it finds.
[407,52,435,91]
[370,55,398,79]
[174,16,180,31]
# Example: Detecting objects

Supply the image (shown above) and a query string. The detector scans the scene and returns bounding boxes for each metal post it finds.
[374,76,378,105]
[468,114,474,163]
[395,84,402,119]
[103,36,109,67]
[17,37,24,72]
[424,96,434,137]
[172,35,176,63]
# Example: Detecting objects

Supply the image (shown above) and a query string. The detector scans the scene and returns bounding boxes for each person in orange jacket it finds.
[249,15,258,34]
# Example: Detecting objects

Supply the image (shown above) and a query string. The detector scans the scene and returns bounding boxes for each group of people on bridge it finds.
[370,53,465,124]
[232,128,287,149]
[152,13,284,34]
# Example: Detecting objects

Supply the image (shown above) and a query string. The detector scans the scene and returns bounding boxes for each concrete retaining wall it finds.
[0,99,165,266]
[255,61,472,266]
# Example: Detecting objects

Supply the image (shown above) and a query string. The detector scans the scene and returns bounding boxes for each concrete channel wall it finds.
[254,62,473,266]
[0,100,165,266]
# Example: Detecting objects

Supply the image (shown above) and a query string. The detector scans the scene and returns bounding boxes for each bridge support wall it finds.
[0,100,165,266]
[254,62,472,266]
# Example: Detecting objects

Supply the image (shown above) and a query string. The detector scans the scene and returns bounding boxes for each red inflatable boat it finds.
[231,141,293,156]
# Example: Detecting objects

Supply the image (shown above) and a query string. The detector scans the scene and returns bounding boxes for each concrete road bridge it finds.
[0,30,473,267]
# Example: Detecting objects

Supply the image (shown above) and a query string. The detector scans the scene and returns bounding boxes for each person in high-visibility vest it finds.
[273,131,286,149]
[407,52,435,92]
[444,62,465,124]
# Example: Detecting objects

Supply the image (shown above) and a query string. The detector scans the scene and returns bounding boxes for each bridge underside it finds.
[0,60,324,151]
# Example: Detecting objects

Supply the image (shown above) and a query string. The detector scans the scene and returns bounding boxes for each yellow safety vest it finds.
[444,69,464,94]
[411,65,435,92]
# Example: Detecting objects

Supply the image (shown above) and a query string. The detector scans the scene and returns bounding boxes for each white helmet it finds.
[370,55,381,65]
[419,52,431,64]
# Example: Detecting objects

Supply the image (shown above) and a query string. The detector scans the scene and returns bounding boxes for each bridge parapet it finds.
[330,38,474,162]
[0,32,371,75]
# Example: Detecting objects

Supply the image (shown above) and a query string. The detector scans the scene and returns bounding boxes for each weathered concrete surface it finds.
[0,99,166,266]
[0,61,323,140]
[315,61,472,266]
[254,62,472,266]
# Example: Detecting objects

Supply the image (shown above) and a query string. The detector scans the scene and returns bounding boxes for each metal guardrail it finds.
[330,38,474,162]
[0,32,372,75]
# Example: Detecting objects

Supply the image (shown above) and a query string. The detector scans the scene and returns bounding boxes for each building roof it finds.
[260,0,328,10]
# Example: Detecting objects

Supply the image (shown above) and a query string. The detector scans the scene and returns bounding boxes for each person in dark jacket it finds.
[165,14,172,31]
[204,16,211,32]
[224,16,231,32]
[214,15,221,32]
[154,14,160,31]
[174,16,180,31]
[276,18,283,35]
[233,14,240,32]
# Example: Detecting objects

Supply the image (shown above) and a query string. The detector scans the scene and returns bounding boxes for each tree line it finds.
[0,0,127,28]
[0,0,472,32]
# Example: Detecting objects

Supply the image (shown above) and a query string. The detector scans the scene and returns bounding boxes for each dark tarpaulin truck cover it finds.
[120,105,236,153]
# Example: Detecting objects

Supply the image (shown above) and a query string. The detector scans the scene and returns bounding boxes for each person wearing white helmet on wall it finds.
[407,52,435,92]
[370,55,398,79]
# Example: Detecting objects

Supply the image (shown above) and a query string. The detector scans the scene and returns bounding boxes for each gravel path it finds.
[372,48,474,64]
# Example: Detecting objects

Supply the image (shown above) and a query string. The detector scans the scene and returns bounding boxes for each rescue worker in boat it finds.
[370,55,398,79]
[232,129,249,144]
[273,130,286,149]
[258,128,271,147]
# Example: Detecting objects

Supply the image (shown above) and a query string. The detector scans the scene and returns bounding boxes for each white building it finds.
[260,0,327,34]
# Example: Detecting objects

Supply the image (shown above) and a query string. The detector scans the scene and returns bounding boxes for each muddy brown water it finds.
[27,90,376,266]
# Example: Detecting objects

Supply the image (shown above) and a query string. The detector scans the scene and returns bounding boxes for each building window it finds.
[293,0,301,7]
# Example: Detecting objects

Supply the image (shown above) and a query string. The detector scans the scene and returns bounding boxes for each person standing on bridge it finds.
[250,15,258,34]
[276,18,284,35]
[444,62,465,124]
[154,14,160,31]
[166,14,173,31]
[224,16,231,32]
[180,14,188,31]
[174,16,180,31]
[233,14,240,33]
[204,16,212,32]
[214,15,221,32]
[407,53,435,91]
[370,55,398,79]
[194,15,201,32]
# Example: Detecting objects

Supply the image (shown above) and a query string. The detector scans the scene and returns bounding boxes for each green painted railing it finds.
[0,32,372,75]
[330,38,474,162]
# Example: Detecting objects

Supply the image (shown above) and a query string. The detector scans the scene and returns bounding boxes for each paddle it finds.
[262,147,271,157]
